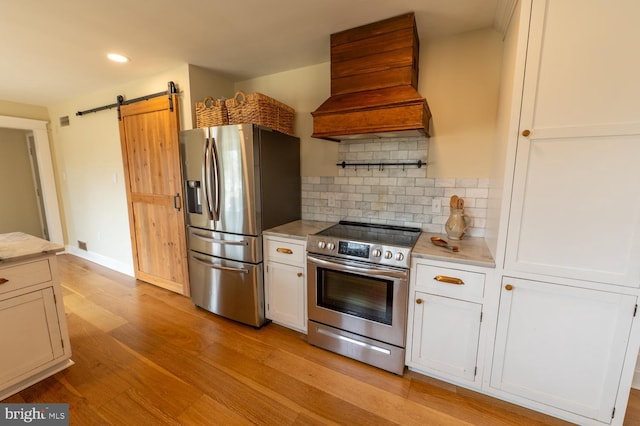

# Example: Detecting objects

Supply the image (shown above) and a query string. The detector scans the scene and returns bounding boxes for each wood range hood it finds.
[312,13,431,142]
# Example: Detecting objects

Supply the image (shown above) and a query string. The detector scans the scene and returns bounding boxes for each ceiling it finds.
[1,0,500,106]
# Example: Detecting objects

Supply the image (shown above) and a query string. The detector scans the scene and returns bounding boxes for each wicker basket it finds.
[225,91,295,136]
[195,97,228,127]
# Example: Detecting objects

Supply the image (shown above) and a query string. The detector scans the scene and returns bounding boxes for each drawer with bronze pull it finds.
[0,259,52,296]
[414,263,485,303]
[264,237,305,266]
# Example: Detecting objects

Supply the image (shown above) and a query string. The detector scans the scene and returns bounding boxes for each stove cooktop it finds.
[315,221,421,247]
[307,221,421,268]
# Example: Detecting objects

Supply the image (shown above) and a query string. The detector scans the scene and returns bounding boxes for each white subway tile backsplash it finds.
[435,178,456,188]
[466,188,490,199]
[301,137,488,236]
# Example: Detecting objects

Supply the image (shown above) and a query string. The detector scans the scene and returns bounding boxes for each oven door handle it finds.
[307,255,407,280]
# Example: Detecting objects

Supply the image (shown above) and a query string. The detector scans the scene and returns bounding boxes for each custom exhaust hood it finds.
[311,13,431,142]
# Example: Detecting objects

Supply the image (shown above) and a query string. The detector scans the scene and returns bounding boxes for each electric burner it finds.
[307,221,421,268]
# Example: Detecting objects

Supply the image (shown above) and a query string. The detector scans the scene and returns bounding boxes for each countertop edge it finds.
[263,220,335,240]
[410,252,496,269]
[0,232,65,263]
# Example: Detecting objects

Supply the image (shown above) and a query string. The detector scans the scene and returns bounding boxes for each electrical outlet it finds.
[432,198,442,213]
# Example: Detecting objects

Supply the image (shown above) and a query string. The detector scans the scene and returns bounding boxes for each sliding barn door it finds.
[118,95,189,295]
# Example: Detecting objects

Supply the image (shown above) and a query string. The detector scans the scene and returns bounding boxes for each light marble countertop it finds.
[412,232,495,268]
[263,220,335,241]
[264,221,495,268]
[0,232,64,263]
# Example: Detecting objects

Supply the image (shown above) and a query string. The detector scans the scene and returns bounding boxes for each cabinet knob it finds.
[297,272,303,277]
[416,298,423,304]
[505,284,514,291]
[521,129,531,137]
[0,278,8,285]
[276,247,293,254]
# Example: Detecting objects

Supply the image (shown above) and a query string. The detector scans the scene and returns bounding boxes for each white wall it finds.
[47,64,192,274]
[187,64,235,129]
[422,28,503,178]
[235,62,338,177]
[0,100,49,122]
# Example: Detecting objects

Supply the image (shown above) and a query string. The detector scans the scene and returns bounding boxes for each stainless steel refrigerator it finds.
[180,124,300,327]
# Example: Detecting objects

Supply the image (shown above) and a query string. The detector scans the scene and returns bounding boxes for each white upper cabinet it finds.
[505,0,640,287]
[524,0,640,130]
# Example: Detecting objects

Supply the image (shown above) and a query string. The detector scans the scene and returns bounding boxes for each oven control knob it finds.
[395,252,404,261]
[317,241,326,249]
[327,242,336,251]
[384,251,393,259]
[372,249,382,257]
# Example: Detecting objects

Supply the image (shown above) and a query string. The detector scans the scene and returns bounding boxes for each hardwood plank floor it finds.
[3,254,638,425]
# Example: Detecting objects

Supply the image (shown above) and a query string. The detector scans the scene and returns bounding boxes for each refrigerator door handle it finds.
[192,256,249,274]
[203,137,214,220]
[191,232,249,246]
[210,135,221,221]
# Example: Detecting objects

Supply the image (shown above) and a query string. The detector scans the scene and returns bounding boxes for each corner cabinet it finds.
[0,255,73,400]
[264,236,307,333]
[488,0,640,424]
[406,259,488,388]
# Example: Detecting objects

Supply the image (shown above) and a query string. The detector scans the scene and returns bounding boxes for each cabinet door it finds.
[505,0,640,287]
[265,261,306,332]
[491,277,636,422]
[410,292,481,382]
[0,288,65,386]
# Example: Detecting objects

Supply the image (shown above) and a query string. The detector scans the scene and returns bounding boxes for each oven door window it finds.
[317,268,393,325]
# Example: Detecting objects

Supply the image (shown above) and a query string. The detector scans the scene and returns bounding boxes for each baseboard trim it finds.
[65,246,135,277]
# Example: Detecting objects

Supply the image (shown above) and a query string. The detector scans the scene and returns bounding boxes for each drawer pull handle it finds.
[297,272,303,277]
[276,248,293,254]
[416,298,423,304]
[434,275,464,285]
[505,284,514,291]
[0,278,8,285]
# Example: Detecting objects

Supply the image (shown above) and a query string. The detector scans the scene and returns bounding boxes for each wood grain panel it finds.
[331,68,415,95]
[119,95,189,296]
[313,103,430,137]
[331,13,415,46]
[331,28,415,63]
[331,47,415,79]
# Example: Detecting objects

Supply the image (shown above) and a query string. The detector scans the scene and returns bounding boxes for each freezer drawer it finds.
[188,227,262,263]
[188,250,266,327]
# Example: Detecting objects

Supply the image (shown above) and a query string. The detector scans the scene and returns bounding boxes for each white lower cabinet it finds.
[407,259,487,387]
[264,236,307,333]
[490,276,636,424]
[0,288,65,385]
[410,292,481,382]
[0,255,72,400]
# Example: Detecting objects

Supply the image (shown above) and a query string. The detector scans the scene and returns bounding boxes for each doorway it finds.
[0,115,63,245]
[0,128,46,238]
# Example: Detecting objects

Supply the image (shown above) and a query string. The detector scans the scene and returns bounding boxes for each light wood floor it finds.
[3,254,639,425]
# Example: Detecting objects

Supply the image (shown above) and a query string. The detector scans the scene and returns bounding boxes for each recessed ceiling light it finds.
[107,53,130,63]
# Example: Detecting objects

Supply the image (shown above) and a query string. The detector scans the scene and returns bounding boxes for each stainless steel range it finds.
[306,221,421,375]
